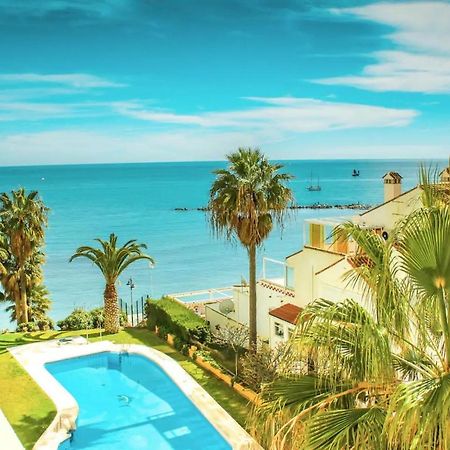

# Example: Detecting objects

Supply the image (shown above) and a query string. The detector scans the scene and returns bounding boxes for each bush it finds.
[57,307,128,331]
[90,307,128,328]
[240,342,290,392]
[16,318,54,332]
[57,308,92,330]
[37,318,54,331]
[156,325,169,340]
[16,322,39,332]
[146,297,210,344]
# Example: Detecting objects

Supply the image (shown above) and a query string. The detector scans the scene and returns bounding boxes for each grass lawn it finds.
[0,328,251,450]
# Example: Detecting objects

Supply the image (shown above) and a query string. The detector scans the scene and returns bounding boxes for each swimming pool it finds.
[46,351,231,450]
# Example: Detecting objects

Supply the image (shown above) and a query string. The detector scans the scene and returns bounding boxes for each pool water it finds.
[46,352,231,450]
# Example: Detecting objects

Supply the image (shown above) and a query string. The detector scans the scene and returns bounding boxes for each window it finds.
[286,266,295,290]
[274,322,284,337]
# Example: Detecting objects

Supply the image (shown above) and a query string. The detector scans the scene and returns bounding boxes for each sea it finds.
[0,159,445,329]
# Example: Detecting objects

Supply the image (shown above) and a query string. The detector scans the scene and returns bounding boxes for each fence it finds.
[119,296,147,327]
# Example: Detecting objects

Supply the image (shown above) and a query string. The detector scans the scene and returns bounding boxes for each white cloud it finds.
[0,129,447,166]
[0,129,264,165]
[0,73,125,88]
[317,2,450,93]
[0,101,113,121]
[114,97,417,132]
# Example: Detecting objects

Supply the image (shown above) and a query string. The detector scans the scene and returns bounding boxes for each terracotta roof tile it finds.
[269,303,302,325]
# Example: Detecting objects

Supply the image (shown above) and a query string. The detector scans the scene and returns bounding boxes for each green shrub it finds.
[16,322,39,332]
[57,308,92,330]
[36,318,54,331]
[156,325,169,340]
[146,297,210,344]
[57,307,128,331]
[90,307,128,328]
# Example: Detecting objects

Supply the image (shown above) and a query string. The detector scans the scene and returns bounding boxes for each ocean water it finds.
[0,159,444,329]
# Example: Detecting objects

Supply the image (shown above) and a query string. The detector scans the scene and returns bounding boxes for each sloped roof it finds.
[269,303,302,324]
[382,171,403,181]
[440,167,450,176]
[348,254,375,269]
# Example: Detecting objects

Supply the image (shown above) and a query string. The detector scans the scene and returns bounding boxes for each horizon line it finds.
[1,156,448,170]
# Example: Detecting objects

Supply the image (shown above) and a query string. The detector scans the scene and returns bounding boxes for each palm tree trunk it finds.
[104,283,120,334]
[438,287,450,370]
[17,275,28,324]
[249,243,257,351]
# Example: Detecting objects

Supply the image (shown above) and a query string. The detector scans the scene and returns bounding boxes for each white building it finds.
[205,165,450,347]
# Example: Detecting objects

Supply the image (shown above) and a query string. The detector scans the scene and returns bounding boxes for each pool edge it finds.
[9,340,261,450]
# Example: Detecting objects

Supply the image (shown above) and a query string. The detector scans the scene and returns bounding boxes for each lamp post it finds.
[126,277,135,304]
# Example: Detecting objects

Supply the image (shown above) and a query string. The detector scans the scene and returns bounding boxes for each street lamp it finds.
[126,277,135,304]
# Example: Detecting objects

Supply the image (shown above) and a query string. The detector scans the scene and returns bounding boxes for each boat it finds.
[307,173,321,191]
[352,169,360,177]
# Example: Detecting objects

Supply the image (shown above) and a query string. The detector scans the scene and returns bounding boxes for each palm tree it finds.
[209,148,293,349]
[0,188,48,323]
[250,179,450,450]
[70,233,154,334]
[5,284,51,323]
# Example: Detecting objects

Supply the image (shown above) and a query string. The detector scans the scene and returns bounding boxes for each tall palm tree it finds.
[70,234,154,334]
[250,179,450,450]
[209,148,293,349]
[0,188,48,323]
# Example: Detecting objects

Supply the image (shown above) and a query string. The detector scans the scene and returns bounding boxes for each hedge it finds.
[146,297,210,344]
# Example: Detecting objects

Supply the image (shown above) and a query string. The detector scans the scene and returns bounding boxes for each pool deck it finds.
[9,339,261,450]
[0,408,25,450]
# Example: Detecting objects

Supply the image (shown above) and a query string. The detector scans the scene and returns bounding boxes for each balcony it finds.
[261,257,295,296]
[304,216,355,255]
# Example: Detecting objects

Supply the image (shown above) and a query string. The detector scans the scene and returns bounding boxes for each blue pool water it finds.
[46,352,231,450]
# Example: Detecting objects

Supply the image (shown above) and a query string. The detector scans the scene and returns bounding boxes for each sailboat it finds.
[307,173,321,191]
[352,169,360,177]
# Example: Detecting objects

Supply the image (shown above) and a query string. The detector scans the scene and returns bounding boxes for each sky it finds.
[0,0,449,165]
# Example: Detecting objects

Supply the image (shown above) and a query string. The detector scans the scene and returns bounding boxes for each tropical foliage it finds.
[209,148,293,348]
[0,188,49,324]
[57,307,128,330]
[250,177,450,449]
[70,234,154,333]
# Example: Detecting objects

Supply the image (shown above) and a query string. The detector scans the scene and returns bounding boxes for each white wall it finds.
[287,247,344,307]
[268,316,295,347]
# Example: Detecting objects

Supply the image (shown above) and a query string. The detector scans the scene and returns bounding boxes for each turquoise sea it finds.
[0,159,445,329]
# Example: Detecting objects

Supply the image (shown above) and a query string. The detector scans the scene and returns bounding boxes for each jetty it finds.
[174,203,371,212]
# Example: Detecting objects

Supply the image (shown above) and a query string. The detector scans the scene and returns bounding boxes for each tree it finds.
[250,179,450,450]
[209,148,293,349]
[5,284,51,323]
[70,234,154,333]
[213,323,249,378]
[0,189,48,323]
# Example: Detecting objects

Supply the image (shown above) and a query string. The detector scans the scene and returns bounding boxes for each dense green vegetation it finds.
[208,148,293,348]
[70,234,154,333]
[0,188,51,329]
[56,307,128,330]
[146,296,210,343]
[0,328,250,449]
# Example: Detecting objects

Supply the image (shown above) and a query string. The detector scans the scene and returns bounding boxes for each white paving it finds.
[0,408,25,450]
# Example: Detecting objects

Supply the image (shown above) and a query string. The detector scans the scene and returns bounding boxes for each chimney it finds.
[439,157,450,183]
[382,172,402,203]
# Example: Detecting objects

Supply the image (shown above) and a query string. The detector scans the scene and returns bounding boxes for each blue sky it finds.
[0,0,449,165]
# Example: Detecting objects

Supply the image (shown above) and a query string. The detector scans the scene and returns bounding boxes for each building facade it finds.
[205,165,450,347]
